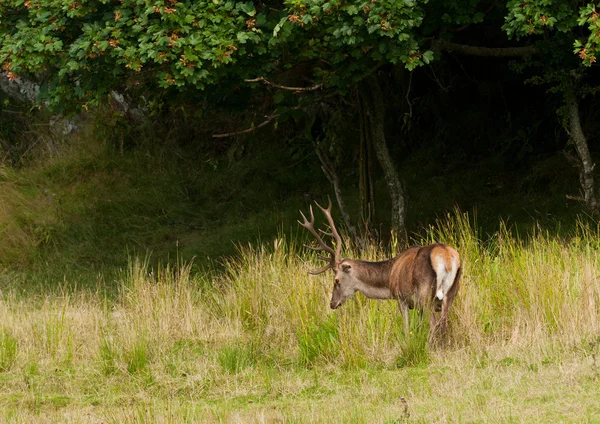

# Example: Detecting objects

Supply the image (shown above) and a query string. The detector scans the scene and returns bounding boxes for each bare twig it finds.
[315,145,361,246]
[427,66,451,93]
[245,77,323,92]
[405,72,413,119]
[212,105,302,138]
[445,3,496,33]
[212,113,281,138]
[446,23,471,33]
[566,194,586,202]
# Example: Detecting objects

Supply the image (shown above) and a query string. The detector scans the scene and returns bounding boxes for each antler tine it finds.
[314,196,343,264]
[298,203,338,274]
[308,263,333,275]
[298,206,335,254]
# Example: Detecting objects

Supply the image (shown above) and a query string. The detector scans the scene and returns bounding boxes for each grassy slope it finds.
[0,131,322,284]
[0,123,587,280]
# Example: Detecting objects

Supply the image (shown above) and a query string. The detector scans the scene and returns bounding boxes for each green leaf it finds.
[346,5,358,15]
[422,50,433,64]
[273,16,287,37]
[240,2,256,16]
[256,13,267,26]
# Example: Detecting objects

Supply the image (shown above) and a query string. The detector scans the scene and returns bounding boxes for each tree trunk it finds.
[315,144,361,247]
[360,75,407,238]
[564,77,599,214]
[358,91,377,236]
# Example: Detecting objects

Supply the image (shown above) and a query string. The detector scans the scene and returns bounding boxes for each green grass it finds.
[0,330,18,372]
[218,344,257,373]
[0,213,599,422]
[297,314,340,366]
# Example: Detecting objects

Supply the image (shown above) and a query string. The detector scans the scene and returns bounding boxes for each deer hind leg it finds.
[436,295,454,347]
[397,300,410,336]
[437,269,461,347]
[427,305,440,345]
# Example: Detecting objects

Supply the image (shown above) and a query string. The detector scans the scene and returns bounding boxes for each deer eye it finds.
[342,264,351,272]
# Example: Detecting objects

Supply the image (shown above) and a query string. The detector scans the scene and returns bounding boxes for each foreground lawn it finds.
[1,343,599,423]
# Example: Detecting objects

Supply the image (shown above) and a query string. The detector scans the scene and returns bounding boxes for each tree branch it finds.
[438,40,539,57]
[566,194,586,202]
[245,77,323,92]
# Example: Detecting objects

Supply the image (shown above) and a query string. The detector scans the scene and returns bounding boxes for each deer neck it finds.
[352,259,395,300]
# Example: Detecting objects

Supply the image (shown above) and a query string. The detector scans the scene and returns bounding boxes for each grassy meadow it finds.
[0,212,600,423]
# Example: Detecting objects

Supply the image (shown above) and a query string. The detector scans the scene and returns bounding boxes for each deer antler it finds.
[298,197,343,274]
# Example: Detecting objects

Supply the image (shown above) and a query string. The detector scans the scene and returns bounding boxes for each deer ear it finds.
[341,264,351,273]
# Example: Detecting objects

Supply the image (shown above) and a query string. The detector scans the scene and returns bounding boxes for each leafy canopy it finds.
[504,0,600,66]
[0,0,597,110]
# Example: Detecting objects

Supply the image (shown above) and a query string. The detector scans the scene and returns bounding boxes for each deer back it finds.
[389,244,449,306]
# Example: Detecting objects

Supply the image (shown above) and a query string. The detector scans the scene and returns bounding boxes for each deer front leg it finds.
[397,300,410,336]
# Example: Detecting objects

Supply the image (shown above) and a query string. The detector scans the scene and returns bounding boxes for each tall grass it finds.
[1,211,600,421]
[3,210,598,370]
[212,212,599,367]
[421,211,600,351]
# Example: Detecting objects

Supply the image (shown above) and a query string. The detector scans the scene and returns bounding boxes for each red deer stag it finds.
[299,198,461,342]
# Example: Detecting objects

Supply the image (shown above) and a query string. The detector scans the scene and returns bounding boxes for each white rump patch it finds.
[434,256,447,301]
[434,255,458,302]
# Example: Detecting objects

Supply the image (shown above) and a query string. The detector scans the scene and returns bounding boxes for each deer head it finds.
[329,259,362,309]
[299,198,363,309]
